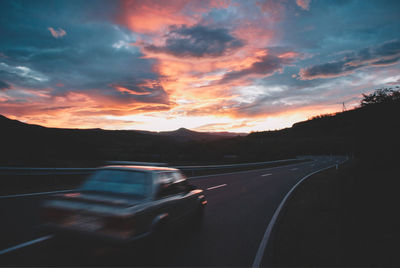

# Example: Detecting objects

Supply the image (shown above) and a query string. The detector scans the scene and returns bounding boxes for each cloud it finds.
[386,78,400,86]
[0,62,49,88]
[299,40,400,80]
[1,0,400,132]
[296,0,311,11]
[1,19,167,104]
[118,0,194,33]
[109,80,170,105]
[145,24,244,58]
[0,1,171,123]
[118,0,230,33]
[193,120,255,132]
[218,52,294,84]
[0,86,171,125]
[48,27,67,38]
[256,0,286,20]
[0,80,11,90]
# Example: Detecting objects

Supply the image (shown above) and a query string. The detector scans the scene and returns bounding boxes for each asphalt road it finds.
[0,156,346,266]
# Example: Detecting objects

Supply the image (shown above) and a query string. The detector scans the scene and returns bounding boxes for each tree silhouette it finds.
[361,87,400,107]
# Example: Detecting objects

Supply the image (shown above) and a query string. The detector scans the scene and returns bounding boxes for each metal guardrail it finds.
[174,159,300,171]
[0,158,303,176]
[0,167,96,176]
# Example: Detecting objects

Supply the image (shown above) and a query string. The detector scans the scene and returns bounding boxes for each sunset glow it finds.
[1,0,399,132]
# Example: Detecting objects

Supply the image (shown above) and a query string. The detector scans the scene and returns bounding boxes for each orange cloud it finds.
[119,0,229,33]
[115,1,294,125]
[296,0,311,11]
[115,86,152,95]
[1,1,319,132]
[48,27,67,38]
[0,85,174,129]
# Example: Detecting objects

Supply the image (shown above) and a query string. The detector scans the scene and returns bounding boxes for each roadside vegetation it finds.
[269,158,398,266]
[268,88,400,266]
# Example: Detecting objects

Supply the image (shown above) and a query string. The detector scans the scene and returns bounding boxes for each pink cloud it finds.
[296,0,311,11]
[48,27,67,38]
[257,0,286,20]
[118,0,233,34]
[115,86,152,96]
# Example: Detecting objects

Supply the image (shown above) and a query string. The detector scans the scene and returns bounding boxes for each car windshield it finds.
[81,169,151,198]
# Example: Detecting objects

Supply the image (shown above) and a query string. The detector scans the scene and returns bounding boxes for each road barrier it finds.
[0,158,303,176]
[0,158,309,197]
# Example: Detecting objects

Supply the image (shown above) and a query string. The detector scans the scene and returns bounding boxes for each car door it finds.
[171,171,199,218]
[154,172,182,222]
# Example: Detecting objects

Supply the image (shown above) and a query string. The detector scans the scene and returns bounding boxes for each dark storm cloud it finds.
[0,80,11,90]
[219,54,292,84]
[111,80,169,105]
[0,0,169,105]
[299,60,358,80]
[299,40,400,80]
[145,24,244,57]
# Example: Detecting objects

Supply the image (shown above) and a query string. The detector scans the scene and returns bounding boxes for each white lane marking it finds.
[0,235,53,255]
[252,160,347,268]
[290,168,298,171]
[261,173,272,177]
[0,189,74,199]
[206,184,227,191]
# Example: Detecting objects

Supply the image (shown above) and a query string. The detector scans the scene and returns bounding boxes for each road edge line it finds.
[252,161,345,268]
[0,189,74,199]
[0,235,53,256]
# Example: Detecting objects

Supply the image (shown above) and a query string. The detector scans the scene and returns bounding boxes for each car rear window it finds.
[81,169,150,198]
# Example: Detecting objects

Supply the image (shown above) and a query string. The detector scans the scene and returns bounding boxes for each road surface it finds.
[0,156,346,266]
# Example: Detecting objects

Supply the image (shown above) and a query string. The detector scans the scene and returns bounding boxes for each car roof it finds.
[98,165,178,172]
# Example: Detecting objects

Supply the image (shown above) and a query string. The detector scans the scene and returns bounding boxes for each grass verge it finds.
[267,159,399,267]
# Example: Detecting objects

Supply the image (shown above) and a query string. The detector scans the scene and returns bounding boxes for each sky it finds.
[0,0,399,132]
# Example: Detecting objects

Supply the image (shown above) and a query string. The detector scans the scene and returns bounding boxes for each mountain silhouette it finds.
[1,96,399,166]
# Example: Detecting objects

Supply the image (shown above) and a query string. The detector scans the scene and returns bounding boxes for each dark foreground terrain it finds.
[267,159,400,267]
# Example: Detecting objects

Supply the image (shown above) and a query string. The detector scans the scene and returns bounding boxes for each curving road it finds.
[0,156,346,266]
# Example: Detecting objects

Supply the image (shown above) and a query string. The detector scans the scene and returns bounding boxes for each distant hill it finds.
[248,100,400,164]
[0,115,244,142]
[0,115,246,165]
[157,128,245,141]
[158,127,217,141]
[0,114,166,165]
[1,88,399,166]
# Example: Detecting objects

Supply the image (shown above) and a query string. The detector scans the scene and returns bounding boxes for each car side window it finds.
[172,172,190,194]
[156,172,176,199]
[155,172,190,199]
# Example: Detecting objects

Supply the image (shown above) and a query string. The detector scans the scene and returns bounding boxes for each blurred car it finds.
[40,165,207,244]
